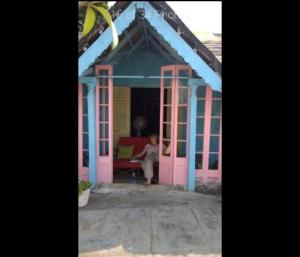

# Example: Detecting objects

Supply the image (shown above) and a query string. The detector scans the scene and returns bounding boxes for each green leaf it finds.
[91,5,119,49]
[83,6,96,36]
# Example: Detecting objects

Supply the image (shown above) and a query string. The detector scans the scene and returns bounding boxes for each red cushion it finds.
[114,137,150,170]
[118,137,149,156]
[113,159,142,169]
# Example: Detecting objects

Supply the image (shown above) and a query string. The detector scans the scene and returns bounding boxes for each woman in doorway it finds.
[132,134,170,186]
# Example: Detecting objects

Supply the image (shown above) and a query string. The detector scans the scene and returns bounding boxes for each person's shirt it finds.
[145,143,159,156]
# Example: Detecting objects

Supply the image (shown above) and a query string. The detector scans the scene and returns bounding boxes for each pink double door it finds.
[78,65,114,183]
[159,65,192,185]
[95,65,113,183]
[79,64,192,185]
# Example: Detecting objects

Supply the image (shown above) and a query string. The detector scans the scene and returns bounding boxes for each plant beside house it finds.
[78,180,92,207]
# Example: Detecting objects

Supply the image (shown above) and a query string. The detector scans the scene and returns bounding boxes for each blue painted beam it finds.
[187,79,201,191]
[80,76,97,187]
[142,2,221,92]
[79,1,221,92]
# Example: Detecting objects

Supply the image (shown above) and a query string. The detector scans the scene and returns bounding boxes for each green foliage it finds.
[78,180,91,196]
[79,1,118,49]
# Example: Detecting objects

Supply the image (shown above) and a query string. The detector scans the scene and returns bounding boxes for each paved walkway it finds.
[79,184,221,257]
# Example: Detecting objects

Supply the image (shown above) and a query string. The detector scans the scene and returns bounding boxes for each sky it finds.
[108,1,222,33]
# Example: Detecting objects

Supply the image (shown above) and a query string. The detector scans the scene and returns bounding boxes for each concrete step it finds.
[93,182,186,194]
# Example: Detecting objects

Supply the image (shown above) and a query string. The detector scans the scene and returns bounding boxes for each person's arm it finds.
[132,144,148,159]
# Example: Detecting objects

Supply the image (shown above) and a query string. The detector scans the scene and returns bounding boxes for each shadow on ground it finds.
[79,187,221,257]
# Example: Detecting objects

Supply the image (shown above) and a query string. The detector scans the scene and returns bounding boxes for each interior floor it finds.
[113,168,159,184]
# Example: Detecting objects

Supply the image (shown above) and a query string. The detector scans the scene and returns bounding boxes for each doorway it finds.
[131,88,160,137]
[79,65,192,186]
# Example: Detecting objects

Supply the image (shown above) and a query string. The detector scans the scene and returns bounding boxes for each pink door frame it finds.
[159,65,176,184]
[195,86,222,182]
[78,82,89,180]
[95,65,113,183]
[173,65,192,185]
[159,65,192,186]
[78,66,222,184]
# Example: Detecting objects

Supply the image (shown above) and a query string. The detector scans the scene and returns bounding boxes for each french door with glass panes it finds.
[195,86,222,182]
[95,65,113,183]
[78,82,89,180]
[159,65,192,185]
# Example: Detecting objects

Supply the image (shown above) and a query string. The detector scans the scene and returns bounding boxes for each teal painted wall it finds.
[113,49,177,87]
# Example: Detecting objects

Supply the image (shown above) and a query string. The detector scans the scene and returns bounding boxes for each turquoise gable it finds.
[113,50,176,87]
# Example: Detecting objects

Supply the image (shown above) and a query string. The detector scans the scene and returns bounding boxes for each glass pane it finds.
[197,86,206,98]
[178,88,188,104]
[163,88,172,105]
[105,141,109,155]
[212,90,222,98]
[210,118,220,134]
[99,123,109,140]
[196,136,204,152]
[99,87,103,103]
[83,98,88,114]
[163,106,171,122]
[99,70,108,87]
[99,141,103,156]
[179,78,188,87]
[163,70,172,88]
[105,123,109,139]
[177,124,187,140]
[178,70,189,87]
[209,153,219,170]
[99,88,109,104]
[83,150,89,167]
[196,118,204,134]
[99,141,109,156]
[197,99,205,116]
[195,153,203,169]
[99,123,103,139]
[105,88,109,104]
[82,84,88,96]
[177,141,186,157]
[211,100,221,116]
[83,115,88,132]
[99,106,109,122]
[83,133,89,149]
[209,136,220,152]
[163,140,170,156]
[99,106,104,122]
[105,106,108,121]
[177,106,187,123]
[163,123,171,139]
[179,69,190,77]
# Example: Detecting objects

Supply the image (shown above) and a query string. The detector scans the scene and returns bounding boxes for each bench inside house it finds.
[113,137,150,172]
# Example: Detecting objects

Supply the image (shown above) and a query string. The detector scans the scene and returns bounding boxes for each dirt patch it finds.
[195,182,222,196]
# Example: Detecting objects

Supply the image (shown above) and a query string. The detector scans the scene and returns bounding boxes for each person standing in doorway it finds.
[132,134,170,186]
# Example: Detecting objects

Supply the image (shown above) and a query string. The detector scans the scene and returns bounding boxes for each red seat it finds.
[113,137,150,170]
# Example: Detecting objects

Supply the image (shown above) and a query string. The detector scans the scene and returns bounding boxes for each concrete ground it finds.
[79,184,221,257]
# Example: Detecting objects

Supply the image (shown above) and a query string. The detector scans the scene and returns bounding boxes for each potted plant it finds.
[78,180,92,207]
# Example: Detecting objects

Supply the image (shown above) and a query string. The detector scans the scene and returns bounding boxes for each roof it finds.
[195,32,222,63]
[79,1,221,73]
[79,1,222,91]
[204,40,222,63]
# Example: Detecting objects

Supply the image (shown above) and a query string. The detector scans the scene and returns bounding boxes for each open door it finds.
[95,65,113,183]
[159,65,192,185]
